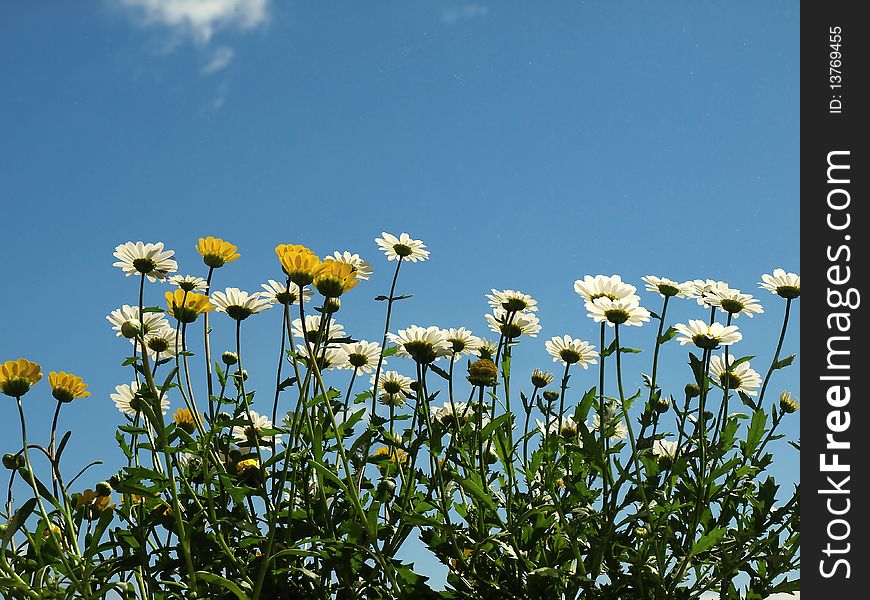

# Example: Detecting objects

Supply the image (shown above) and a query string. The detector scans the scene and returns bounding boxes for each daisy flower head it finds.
[387,326,452,364]
[430,401,473,427]
[338,341,383,373]
[165,290,215,324]
[275,244,323,286]
[443,327,483,360]
[592,407,628,441]
[140,326,181,358]
[642,276,690,299]
[107,305,170,339]
[211,288,272,320]
[652,439,679,461]
[111,382,169,416]
[709,354,762,396]
[467,359,498,387]
[173,408,200,434]
[585,296,650,327]
[371,370,414,406]
[545,336,598,367]
[486,289,538,313]
[196,236,239,269]
[330,251,373,280]
[537,415,584,440]
[674,320,742,349]
[477,339,497,360]
[574,275,637,302]
[704,288,764,318]
[371,446,410,475]
[232,410,279,448]
[295,345,345,371]
[531,369,554,388]
[759,269,801,299]
[113,241,177,282]
[168,275,208,293]
[485,309,542,339]
[48,371,91,403]
[313,259,360,298]
[261,279,311,306]
[291,315,346,346]
[683,279,731,307]
[779,391,800,414]
[0,359,43,397]
[375,232,429,262]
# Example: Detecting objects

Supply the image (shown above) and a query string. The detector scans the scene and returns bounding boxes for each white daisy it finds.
[291,315,346,346]
[545,336,598,367]
[387,326,452,363]
[111,382,169,416]
[759,269,800,299]
[375,232,430,262]
[641,276,690,299]
[537,415,584,439]
[443,327,483,361]
[674,320,742,349]
[337,341,383,373]
[683,279,731,307]
[107,305,169,338]
[709,354,762,396]
[430,401,473,427]
[485,309,542,338]
[477,339,497,360]
[585,297,650,327]
[329,251,373,280]
[294,345,344,370]
[703,288,764,318]
[370,370,414,406]
[211,288,272,320]
[260,280,312,306]
[652,439,679,461]
[592,412,628,440]
[232,410,280,447]
[113,241,177,282]
[167,275,208,292]
[139,325,181,358]
[573,275,637,302]
[486,289,538,313]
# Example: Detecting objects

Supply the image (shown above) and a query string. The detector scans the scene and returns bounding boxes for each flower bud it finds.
[685,383,701,399]
[653,395,672,414]
[95,481,112,497]
[2,453,23,470]
[221,351,238,366]
[779,391,800,414]
[467,359,498,387]
[120,320,141,339]
[531,369,553,389]
[542,390,559,403]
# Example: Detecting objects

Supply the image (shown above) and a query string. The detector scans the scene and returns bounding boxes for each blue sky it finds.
[0,0,798,590]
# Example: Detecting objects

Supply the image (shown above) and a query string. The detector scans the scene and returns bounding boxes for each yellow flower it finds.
[275,244,324,286]
[236,457,260,475]
[42,521,64,542]
[165,290,215,323]
[313,259,360,298]
[196,236,240,268]
[0,359,42,398]
[779,391,800,414]
[75,489,115,520]
[372,446,409,475]
[173,408,200,434]
[48,371,91,403]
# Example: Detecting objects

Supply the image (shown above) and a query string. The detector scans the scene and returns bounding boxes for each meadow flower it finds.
[48,371,91,403]
[477,339,497,360]
[585,297,650,327]
[337,341,383,373]
[388,326,452,363]
[486,289,538,313]
[674,320,742,349]
[0,359,42,397]
[683,279,731,307]
[313,259,360,297]
[173,408,200,434]
[641,276,690,299]
[291,315,346,345]
[759,268,801,299]
[140,326,181,358]
[652,439,678,461]
[261,279,311,306]
[531,369,553,388]
[211,288,272,320]
[276,244,324,286]
[375,232,429,262]
[371,446,410,474]
[113,241,177,282]
[467,359,498,386]
[537,415,584,439]
[574,274,637,302]
[709,354,761,395]
[75,488,114,520]
[485,309,542,338]
[779,391,800,414]
[703,288,764,318]
[371,371,414,406]
[168,275,208,293]
[430,401,473,427]
[232,410,279,447]
[592,411,628,440]
[294,345,345,371]
[443,327,483,360]
[196,236,239,269]
[545,336,598,367]
[107,305,169,338]
[111,382,169,416]
[165,290,215,323]
[330,251,373,280]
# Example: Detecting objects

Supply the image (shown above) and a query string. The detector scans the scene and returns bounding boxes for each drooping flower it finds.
[329,251,373,280]
[111,382,170,416]
[674,320,742,349]
[486,289,538,313]
[275,244,324,286]
[337,341,383,373]
[779,391,800,414]
[165,290,215,323]
[388,326,452,363]
[683,279,731,307]
[443,327,483,360]
[703,288,764,318]
[0,359,43,397]
[652,439,679,461]
[641,276,690,299]
[313,259,360,298]
[48,372,91,403]
[371,370,414,406]
[574,275,637,302]
[485,309,542,338]
[232,410,279,447]
[113,241,177,282]
[260,279,311,306]
[709,354,761,396]
[759,269,801,299]
[196,236,240,269]
[375,232,430,262]
[545,336,598,367]
[291,315,346,346]
[107,305,169,338]
[211,288,272,320]
[585,297,650,327]
[167,275,208,292]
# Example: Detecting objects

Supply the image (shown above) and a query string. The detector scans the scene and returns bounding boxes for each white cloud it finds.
[202,45,234,74]
[117,0,270,44]
[442,4,489,24]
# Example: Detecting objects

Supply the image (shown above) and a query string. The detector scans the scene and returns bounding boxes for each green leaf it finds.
[429,364,451,380]
[658,326,679,344]
[689,527,727,557]
[277,376,297,392]
[459,477,496,512]
[196,572,252,599]
[744,409,767,457]
[772,354,796,370]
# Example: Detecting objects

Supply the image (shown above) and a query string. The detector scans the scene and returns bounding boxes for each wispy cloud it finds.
[442,3,489,25]
[117,0,270,44]
[202,45,234,75]
[211,79,229,110]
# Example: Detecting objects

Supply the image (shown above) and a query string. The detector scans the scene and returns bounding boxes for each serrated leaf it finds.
[772,354,796,370]
[689,527,727,557]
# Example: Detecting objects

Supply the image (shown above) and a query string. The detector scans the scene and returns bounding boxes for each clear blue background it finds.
[0,0,799,589]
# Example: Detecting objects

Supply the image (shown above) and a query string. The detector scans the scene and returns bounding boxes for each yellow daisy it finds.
[165,290,215,324]
[173,408,200,434]
[372,446,409,475]
[48,371,91,403]
[0,358,43,398]
[196,236,240,268]
[275,244,324,286]
[313,259,360,298]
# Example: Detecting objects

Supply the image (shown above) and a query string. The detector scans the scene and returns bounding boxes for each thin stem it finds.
[757,298,793,406]
[49,399,63,497]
